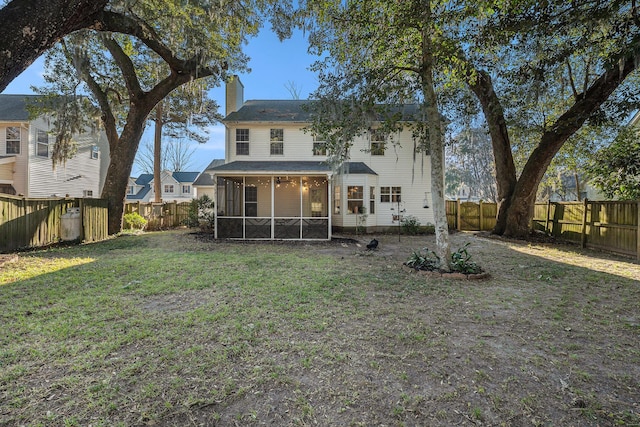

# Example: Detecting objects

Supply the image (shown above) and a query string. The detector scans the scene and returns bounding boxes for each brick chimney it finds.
[225,75,244,116]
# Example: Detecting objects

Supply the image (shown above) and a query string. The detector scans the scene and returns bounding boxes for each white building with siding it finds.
[195,77,433,240]
[0,95,109,198]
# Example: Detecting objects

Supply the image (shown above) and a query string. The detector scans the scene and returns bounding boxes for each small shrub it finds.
[405,247,440,270]
[183,195,215,230]
[123,212,147,230]
[400,215,421,235]
[450,243,483,274]
[405,243,484,274]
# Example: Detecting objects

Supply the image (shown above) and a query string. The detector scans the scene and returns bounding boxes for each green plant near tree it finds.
[405,242,482,274]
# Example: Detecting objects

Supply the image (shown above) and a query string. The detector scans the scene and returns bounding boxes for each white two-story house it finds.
[0,94,109,198]
[196,77,434,240]
[126,170,200,202]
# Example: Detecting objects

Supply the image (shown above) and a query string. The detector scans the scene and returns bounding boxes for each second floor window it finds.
[370,129,386,156]
[128,185,135,195]
[36,129,49,157]
[380,186,401,203]
[312,135,327,156]
[182,185,191,194]
[6,127,20,154]
[270,128,284,155]
[236,129,249,155]
[164,184,174,193]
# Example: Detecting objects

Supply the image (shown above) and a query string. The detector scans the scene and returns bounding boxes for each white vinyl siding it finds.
[28,130,103,198]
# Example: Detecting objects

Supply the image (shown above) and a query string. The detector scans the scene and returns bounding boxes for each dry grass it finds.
[1,230,639,426]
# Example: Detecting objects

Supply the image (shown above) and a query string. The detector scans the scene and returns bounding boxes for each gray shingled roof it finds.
[205,161,377,175]
[173,171,200,183]
[224,100,312,122]
[0,94,42,121]
[224,100,420,123]
[194,159,226,186]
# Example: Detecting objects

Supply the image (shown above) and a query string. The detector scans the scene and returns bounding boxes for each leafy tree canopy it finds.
[586,125,640,200]
[31,0,293,234]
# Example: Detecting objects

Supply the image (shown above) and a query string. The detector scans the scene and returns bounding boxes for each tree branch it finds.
[65,42,119,151]
[101,35,144,100]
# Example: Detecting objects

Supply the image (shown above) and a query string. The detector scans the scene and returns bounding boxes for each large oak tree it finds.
[36,0,289,234]
[460,0,640,237]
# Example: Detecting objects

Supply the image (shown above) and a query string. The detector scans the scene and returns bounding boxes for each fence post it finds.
[479,200,484,231]
[545,200,551,234]
[580,198,588,249]
[456,199,461,231]
[637,201,640,261]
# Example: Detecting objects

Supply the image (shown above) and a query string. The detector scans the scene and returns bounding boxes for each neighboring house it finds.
[447,184,483,202]
[544,172,604,202]
[0,94,109,198]
[194,77,434,240]
[126,170,200,202]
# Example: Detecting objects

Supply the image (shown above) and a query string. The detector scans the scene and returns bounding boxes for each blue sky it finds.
[2,28,320,176]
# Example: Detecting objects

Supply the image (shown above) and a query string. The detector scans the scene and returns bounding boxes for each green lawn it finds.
[1,230,639,426]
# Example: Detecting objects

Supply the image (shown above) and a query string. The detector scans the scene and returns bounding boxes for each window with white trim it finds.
[347,186,363,214]
[334,185,341,214]
[128,185,135,195]
[182,185,191,194]
[312,135,327,156]
[6,127,20,154]
[236,129,249,155]
[370,129,386,155]
[36,129,49,157]
[380,186,401,203]
[164,184,174,193]
[91,145,99,159]
[83,190,93,198]
[270,128,284,155]
[369,186,375,214]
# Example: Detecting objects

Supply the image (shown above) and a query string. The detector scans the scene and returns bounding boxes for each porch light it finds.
[276,177,281,184]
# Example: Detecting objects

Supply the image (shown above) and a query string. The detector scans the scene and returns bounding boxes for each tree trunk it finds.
[0,0,107,92]
[154,102,163,203]
[103,114,149,235]
[468,48,640,238]
[467,70,517,235]
[420,2,450,271]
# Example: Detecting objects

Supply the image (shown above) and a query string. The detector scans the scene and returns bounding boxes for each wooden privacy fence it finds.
[447,199,639,260]
[124,201,192,229]
[446,200,498,232]
[532,200,639,259]
[0,195,108,253]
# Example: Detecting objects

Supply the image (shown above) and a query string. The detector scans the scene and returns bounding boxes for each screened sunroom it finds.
[210,162,332,240]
